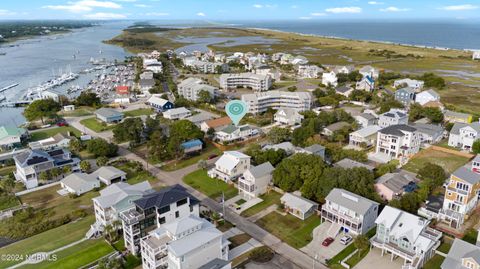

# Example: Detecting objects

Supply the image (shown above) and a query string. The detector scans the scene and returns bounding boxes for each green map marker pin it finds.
[226,100,248,126]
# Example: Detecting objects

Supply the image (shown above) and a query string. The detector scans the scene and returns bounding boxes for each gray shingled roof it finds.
[247,162,274,179]
[441,238,480,269]
[198,258,230,269]
[325,188,379,215]
[450,122,480,135]
[335,158,375,171]
[452,166,480,185]
[95,108,123,118]
[380,124,416,136]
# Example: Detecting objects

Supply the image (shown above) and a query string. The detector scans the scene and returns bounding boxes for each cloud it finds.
[196,12,206,16]
[311,12,326,16]
[368,1,384,5]
[253,4,277,9]
[145,12,169,16]
[439,4,478,11]
[0,9,16,16]
[83,12,126,19]
[299,17,311,20]
[43,0,122,13]
[114,0,136,2]
[325,7,362,14]
[134,4,150,7]
[291,5,298,9]
[380,6,410,12]
[253,4,263,8]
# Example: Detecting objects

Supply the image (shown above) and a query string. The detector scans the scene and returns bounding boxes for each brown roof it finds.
[423,101,444,108]
[205,116,232,128]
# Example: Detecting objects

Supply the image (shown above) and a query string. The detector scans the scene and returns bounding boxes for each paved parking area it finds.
[225,195,263,214]
[354,248,405,269]
[301,221,349,263]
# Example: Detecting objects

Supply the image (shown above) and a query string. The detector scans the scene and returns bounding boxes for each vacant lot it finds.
[161,142,222,171]
[30,126,81,141]
[240,191,281,218]
[124,108,154,117]
[183,169,238,200]
[403,147,471,174]
[80,117,115,133]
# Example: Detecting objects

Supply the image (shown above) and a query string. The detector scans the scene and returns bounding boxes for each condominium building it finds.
[177,78,217,102]
[219,73,272,92]
[119,185,200,255]
[375,124,421,162]
[241,90,312,114]
[183,57,228,73]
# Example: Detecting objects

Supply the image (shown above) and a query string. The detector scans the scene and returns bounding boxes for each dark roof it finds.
[380,124,416,136]
[425,195,444,213]
[134,184,199,209]
[335,86,352,93]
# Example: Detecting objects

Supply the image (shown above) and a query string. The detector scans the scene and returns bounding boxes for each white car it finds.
[340,235,353,245]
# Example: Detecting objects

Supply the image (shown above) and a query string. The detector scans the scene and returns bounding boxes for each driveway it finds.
[354,248,405,269]
[301,221,350,263]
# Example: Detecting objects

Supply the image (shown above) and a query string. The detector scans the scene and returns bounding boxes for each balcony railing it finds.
[119,208,145,225]
[321,207,361,226]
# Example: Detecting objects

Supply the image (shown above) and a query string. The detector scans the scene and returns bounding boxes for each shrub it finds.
[249,246,274,263]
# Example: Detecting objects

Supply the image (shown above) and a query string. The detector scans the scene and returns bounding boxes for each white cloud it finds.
[368,1,384,5]
[325,7,362,14]
[299,16,311,20]
[380,6,410,12]
[439,4,478,11]
[253,4,263,8]
[311,12,326,16]
[291,5,298,9]
[83,12,126,19]
[43,0,122,13]
[134,4,150,7]
[145,12,169,16]
[196,12,206,16]
[114,0,136,2]
[0,9,16,16]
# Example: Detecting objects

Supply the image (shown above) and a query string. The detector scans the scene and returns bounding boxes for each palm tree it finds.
[354,235,370,257]
[62,165,71,174]
[103,224,115,243]
[80,160,91,172]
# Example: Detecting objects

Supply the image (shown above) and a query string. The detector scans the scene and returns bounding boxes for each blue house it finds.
[181,139,203,154]
[394,87,416,107]
[147,94,174,112]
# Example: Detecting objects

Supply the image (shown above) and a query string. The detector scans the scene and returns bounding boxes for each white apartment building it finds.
[208,151,251,182]
[274,108,304,126]
[140,215,229,269]
[378,109,408,128]
[371,206,442,269]
[219,73,272,91]
[163,107,192,120]
[183,57,228,74]
[322,71,338,87]
[241,90,312,114]
[177,78,217,102]
[119,185,200,255]
[375,124,421,162]
[394,78,424,91]
[238,162,274,200]
[297,65,323,79]
[321,188,379,236]
[448,122,480,151]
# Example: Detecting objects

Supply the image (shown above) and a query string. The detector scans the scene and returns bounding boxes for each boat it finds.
[0,83,19,93]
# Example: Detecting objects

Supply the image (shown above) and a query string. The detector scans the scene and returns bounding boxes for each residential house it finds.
[262,142,298,155]
[378,109,408,128]
[395,87,416,107]
[143,59,163,73]
[297,65,323,79]
[13,148,80,189]
[241,91,312,114]
[441,238,480,269]
[0,126,28,149]
[371,206,442,269]
[322,122,350,137]
[214,125,258,143]
[335,86,354,97]
[438,164,480,229]
[28,133,72,150]
[208,151,251,182]
[253,65,281,81]
[181,139,203,154]
[332,65,355,74]
[40,89,61,102]
[147,95,174,112]
[185,113,216,128]
[200,117,232,133]
[444,110,473,124]
[321,188,379,236]
[301,144,326,160]
[417,195,444,220]
[119,185,200,255]
[375,171,418,201]
[448,122,480,151]
[178,78,217,102]
[349,125,382,148]
[415,89,440,106]
[91,166,127,185]
[356,76,375,92]
[162,107,191,120]
[334,158,375,171]
[274,108,304,126]
[354,113,378,128]
[375,124,421,162]
[95,108,124,123]
[322,71,338,87]
[280,192,318,220]
[139,79,155,92]
[60,173,100,196]
[394,78,424,91]
[88,181,153,238]
[238,162,274,200]
[116,86,130,96]
[140,215,229,269]
[410,123,444,144]
[359,65,379,79]
[219,73,272,92]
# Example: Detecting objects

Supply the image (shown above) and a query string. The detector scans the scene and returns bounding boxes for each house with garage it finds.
[147,95,174,112]
[274,108,304,126]
[91,166,127,185]
[280,192,318,220]
[448,122,480,151]
[208,151,251,182]
[60,173,100,196]
[321,188,379,236]
[95,108,124,123]
[238,162,274,200]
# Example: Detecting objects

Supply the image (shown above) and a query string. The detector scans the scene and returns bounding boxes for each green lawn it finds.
[327,227,377,268]
[346,248,370,268]
[0,195,20,211]
[124,108,154,117]
[21,238,115,269]
[161,142,222,171]
[256,212,321,249]
[423,255,445,269]
[403,147,470,174]
[0,165,15,176]
[183,169,238,200]
[58,107,95,117]
[463,229,478,245]
[30,126,81,141]
[0,216,94,267]
[240,191,282,218]
[80,117,115,133]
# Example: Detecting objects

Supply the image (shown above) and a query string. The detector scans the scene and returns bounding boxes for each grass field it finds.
[240,191,282,218]
[0,216,94,267]
[124,108,154,117]
[30,126,81,141]
[183,169,238,200]
[0,195,20,211]
[0,165,15,176]
[423,255,445,269]
[256,212,321,249]
[58,107,95,117]
[229,233,252,249]
[161,142,222,171]
[21,238,115,269]
[80,117,115,133]
[403,147,471,174]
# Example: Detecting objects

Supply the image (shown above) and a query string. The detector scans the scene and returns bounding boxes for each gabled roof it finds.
[95,108,123,118]
[356,113,377,121]
[148,95,172,107]
[61,173,99,191]
[324,121,350,132]
[336,86,353,94]
[396,87,416,94]
[167,220,222,257]
[204,116,232,129]
[263,142,297,154]
[379,124,416,137]
[417,89,439,99]
[14,149,52,167]
[181,139,203,149]
[335,158,375,171]
[442,239,480,269]
[215,151,250,171]
[275,108,303,119]
[91,166,126,181]
[376,172,417,194]
[444,110,471,120]
[0,126,26,139]
[381,109,407,119]
[280,192,318,213]
[450,122,480,135]
[163,215,204,237]
[303,144,325,154]
[134,184,199,210]
[95,181,153,208]
[325,188,379,216]
[452,166,480,185]
[163,107,190,116]
[351,125,382,138]
[246,162,274,179]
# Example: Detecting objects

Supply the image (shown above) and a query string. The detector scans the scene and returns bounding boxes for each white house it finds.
[274,108,304,126]
[356,76,375,92]
[349,125,382,148]
[90,166,127,185]
[147,95,174,112]
[354,113,378,128]
[332,65,355,74]
[214,125,258,143]
[378,109,408,128]
[280,192,318,220]
[298,65,323,79]
[394,78,424,91]
[219,73,272,92]
[0,126,28,149]
[322,71,338,87]
[371,206,442,269]
[162,107,191,120]
[321,188,379,236]
[375,124,421,162]
[178,77,217,102]
[359,65,379,79]
[448,122,480,151]
[415,89,440,106]
[60,173,100,196]
[208,151,251,182]
[238,162,274,200]
[242,91,312,114]
[28,133,72,150]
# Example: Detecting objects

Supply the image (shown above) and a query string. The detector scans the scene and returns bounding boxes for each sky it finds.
[0,0,479,21]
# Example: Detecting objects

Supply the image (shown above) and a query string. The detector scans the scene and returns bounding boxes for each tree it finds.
[39,171,49,182]
[267,127,291,144]
[273,153,325,192]
[0,175,15,193]
[354,235,370,257]
[96,156,109,167]
[113,117,144,143]
[50,167,61,179]
[75,91,101,107]
[62,165,72,174]
[68,138,83,152]
[473,140,480,154]
[148,130,168,161]
[23,99,61,124]
[86,138,118,157]
[80,160,91,172]
[197,160,208,170]
[197,90,213,104]
[206,127,215,138]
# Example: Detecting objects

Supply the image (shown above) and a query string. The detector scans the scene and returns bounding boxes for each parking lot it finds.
[301,221,350,263]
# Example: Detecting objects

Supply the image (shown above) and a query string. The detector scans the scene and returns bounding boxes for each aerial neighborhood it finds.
[1,29,480,269]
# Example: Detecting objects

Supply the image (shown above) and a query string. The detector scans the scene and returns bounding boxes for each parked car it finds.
[322,237,334,247]
[340,235,353,245]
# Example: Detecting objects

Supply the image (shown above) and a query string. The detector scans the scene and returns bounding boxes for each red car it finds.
[57,121,68,127]
[322,237,334,247]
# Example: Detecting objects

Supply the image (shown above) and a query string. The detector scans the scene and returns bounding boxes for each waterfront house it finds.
[441,238,480,269]
[162,107,191,120]
[448,122,480,151]
[0,126,28,149]
[280,192,318,220]
[375,124,421,163]
[444,110,473,124]
[208,151,251,182]
[354,113,378,128]
[375,171,419,201]
[200,117,232,133]
[274,108,304,126]
[395,87,416,107]
[60,173,100,196]
[415,89,440,106]
[349,125,382,148]
[147,95,174,112]
[238,162,274,200]
[95,108,124,123]
[181,139,203,154]
[321,188,379,236]
[378,109,408,128]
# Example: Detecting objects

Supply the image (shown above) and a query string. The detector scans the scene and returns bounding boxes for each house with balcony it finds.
[321,188,379,236]
[238,162,274,200]
[437,164,480,229]
[441,238,480,269]
[378,109,408,128]
[448,122,480,152]
[395,87,416,107]
[274,108,304,126]
[214,125,258,143]
[119,185,200,255]
[394,78,424,91]
[371,206,442,269]
[208,151,251,182]
[354,113,378,128]
[349,125,382,149]
[140,215,229,269]
[375,124,421,163]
